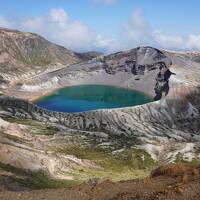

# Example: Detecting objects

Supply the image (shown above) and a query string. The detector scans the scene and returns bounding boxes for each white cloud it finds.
[187,34,200,49]
[47,21,97,51]
[0,17,13,28]
[153,31,184,49]
[1,8,200,52]
[153,32,200,50]
[15,8,117,52]
[49,8,69,27]
[103,9,153,52]
[18,8,100,51]
[127,9,149,33]
[94,35,115,48]
[107,9,200,52]
[20,17,44,32]
[122,9,151,46]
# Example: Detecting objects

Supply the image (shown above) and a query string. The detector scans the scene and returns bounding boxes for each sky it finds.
[0,0,200,52]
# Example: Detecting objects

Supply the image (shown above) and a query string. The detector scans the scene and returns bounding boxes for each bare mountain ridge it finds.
[0,28,102,84]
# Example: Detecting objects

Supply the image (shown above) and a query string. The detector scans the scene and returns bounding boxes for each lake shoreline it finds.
[35,85,153,113]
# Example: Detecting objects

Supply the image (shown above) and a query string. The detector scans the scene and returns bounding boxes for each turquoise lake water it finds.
[35,85,152,113]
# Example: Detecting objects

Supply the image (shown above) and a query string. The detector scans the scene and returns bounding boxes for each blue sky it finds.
[1,0,200,52]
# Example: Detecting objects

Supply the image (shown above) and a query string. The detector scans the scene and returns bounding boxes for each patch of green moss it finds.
[191,119,200,133]
[56,146,156,181]
[1,117,59,136]
[175,153,199,166]
[28,124,59,136]
[0,162,81,189]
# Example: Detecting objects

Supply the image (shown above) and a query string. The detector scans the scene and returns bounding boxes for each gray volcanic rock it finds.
[76,51,103,61]
[8,46,174,100]
[154,62,175,100]
[101,47,173,100]
[103,47,171,75]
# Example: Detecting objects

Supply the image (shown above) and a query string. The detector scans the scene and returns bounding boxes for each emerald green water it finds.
[35,85,152,113]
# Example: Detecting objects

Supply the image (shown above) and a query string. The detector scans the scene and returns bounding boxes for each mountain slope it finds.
[0,28,101,85]
[76,51,103,61]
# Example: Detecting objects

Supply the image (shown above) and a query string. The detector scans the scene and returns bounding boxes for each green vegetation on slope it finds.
[56,146,157,181]
[0,162,81,189]
[2,117,59,136]
[175,153,199,166]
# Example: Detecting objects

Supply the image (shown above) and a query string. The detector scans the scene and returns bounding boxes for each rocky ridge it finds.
[0,28,101,86]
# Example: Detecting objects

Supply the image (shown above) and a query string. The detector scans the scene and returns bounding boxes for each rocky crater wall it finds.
[0,86,199,143]
[9,47,174,101]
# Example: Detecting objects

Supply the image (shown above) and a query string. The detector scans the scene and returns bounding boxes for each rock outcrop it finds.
[76,51,103,61]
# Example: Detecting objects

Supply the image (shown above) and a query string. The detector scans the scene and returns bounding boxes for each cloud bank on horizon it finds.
[0,6,200,53]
